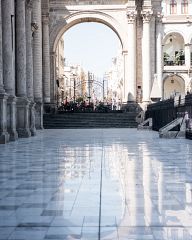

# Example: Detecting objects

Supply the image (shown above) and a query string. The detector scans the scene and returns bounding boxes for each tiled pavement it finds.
[0,129,192,239]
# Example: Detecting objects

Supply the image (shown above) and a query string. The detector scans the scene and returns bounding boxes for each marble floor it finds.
[0,129,192,240]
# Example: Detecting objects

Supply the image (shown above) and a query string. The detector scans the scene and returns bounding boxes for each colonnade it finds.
[0,0,51,144]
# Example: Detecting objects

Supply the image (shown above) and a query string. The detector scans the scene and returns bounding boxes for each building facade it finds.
[0,0,192,144]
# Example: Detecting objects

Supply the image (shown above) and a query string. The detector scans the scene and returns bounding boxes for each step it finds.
[43,112,138,129]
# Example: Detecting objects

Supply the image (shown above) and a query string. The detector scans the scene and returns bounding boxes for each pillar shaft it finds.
[156,14,163,99]
[127,10,137,102]
[50,52,57,103]
[2,0,15,95]
[0,0,9,143]
[0,0,4,93]
[142,11,153,103]
[33,0,43,129]
[33,0,43,102]
[185,44,191,69]
[42,14,51,103]
[26,2,34,101]
[16,0,27,97]
[26,1,37,136]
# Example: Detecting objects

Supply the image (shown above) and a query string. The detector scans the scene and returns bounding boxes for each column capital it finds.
[26,0,33,9]
[42,13,49,25]
[141,10,153,23]
[126,10,137,24]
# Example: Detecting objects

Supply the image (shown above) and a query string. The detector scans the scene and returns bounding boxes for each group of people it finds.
[58,97,121,112]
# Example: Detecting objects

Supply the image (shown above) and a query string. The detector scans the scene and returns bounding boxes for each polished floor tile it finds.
[0,129,192,239]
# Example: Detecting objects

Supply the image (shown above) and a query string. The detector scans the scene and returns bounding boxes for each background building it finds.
[161,0,192,99]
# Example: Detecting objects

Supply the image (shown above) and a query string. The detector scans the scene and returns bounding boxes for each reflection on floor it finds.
[0,129,192,240]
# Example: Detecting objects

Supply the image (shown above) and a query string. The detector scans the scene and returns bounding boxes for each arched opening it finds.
[51,15,125,109]
[163,32,185,66]
[163,75,185,99]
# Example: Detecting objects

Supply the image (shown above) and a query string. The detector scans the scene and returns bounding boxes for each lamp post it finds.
[56,78,60,108]
[73,76,76,102]
[70,72,77,103]
[88,72,92,106]
[103,75,108,102]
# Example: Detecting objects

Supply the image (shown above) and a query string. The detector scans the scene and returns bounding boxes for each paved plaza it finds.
[0,129,192,240]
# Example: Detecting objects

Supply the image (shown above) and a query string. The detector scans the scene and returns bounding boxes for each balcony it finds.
[164,60,185,66]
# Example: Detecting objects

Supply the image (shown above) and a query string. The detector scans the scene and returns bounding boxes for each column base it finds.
[121,101,142,113]
[0,93,10,144]
[16,97,31,138]
[43,102,56,114]
[29,101,37,136]
[7,96,18,141]
[35,102,43,130]
[0,132,10,144]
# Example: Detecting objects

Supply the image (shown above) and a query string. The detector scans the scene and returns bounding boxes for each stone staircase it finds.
[43,112,138,129]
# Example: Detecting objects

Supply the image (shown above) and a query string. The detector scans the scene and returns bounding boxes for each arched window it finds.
[170,0,177,14]
[181,0,188,14]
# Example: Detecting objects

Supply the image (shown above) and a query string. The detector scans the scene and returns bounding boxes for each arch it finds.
[50,11,126,53]
[163,32,185,66]
[49,10,128,104]
[163,74,185,99]
[163,31,185,43]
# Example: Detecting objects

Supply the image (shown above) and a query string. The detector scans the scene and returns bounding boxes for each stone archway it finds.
[49,12,129,104]
[163,32,185,66]
[163,75,185,99]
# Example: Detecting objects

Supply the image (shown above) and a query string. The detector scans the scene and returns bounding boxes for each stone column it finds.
[15,0,31,138]
[185,43,191,70]
[0,0,9,143]
[26,1,36,136]
[50,51,57,112]
[42,14,51,104]
[156,13,163,99]
[33,0,43,129]
[127,10,137,102]
[2,0,18,141]
[142,10,153,104]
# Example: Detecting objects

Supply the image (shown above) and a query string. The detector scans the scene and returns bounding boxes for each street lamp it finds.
[88,72,94,106]
[103,75,108,102]
[72,73,77,103]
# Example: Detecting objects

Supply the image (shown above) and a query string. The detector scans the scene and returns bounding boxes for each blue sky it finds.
[64,22,121,78]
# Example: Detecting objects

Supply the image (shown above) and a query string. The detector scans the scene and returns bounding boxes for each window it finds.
[170,0,177,14]
[181,0,188,14]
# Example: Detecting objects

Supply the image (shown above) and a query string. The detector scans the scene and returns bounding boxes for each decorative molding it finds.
[141,10,153,23]
[156,11,163,23]
[126,10,137,24]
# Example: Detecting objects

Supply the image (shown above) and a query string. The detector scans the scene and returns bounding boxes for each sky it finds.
[64,22,121,78]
